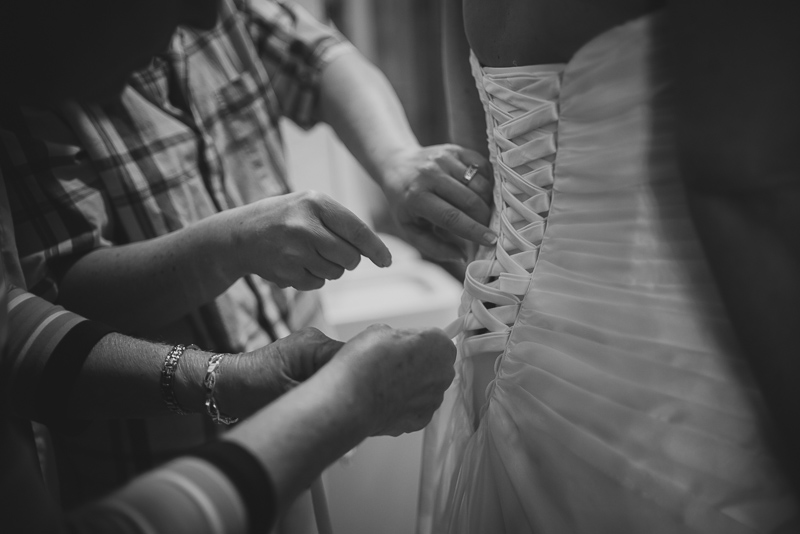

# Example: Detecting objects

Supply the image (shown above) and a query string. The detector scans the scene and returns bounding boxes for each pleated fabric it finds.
[419,12,799,534]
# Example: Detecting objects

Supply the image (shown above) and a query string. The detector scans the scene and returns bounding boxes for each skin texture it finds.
[317,50,497,261]
[58,191,392,331]
[225,324,456,509]
[60,327,344,421]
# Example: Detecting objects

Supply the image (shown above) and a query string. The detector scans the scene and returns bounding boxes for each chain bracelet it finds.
[204,354,239,425]
[161,344,198,415]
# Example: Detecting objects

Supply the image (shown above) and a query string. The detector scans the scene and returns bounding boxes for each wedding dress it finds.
[419,12,798,534]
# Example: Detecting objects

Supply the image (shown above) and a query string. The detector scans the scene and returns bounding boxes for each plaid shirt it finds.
[2,0,352,352]
[1,0,353,507]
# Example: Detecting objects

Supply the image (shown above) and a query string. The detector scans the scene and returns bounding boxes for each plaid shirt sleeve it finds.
[0,108,114,302]
[238,0,357,128]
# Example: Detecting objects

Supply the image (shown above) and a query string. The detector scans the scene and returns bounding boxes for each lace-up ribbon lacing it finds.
[443,66,563,407]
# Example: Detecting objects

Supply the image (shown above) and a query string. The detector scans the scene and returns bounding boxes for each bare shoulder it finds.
[464,0,664,67]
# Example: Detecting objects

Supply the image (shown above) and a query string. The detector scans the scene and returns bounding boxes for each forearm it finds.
[67,324,456,533]
[58,213,239,332]
[69,334,214,420]
[317,47,495,261]
[224,356,368,511]
[318,50,420,188]
[68,359,367,534]
[2,286,215,421]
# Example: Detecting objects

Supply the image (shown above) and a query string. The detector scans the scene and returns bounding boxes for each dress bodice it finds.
[425,12,798,534]
[444,56,566,419]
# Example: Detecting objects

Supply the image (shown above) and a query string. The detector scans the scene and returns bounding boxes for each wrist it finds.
[321,356,379,437]
[373,144,421,191]
[216,350,291,419]
[173,347,214,414]
[198,211,248,285]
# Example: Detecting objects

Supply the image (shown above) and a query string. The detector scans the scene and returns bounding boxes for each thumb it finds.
[311,337,345,372]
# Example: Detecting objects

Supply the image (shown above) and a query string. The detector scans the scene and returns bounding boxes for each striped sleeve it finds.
[241,0,357,127]
[68,441,276,534]
[2,287,112,423]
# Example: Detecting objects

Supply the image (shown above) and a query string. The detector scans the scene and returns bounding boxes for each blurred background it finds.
[282,2,462,534]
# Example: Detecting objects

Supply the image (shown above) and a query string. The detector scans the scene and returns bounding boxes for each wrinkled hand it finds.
[333,324,456,437]
[219,328,344,417]
[381,144,495,262]
[228,191,392,290]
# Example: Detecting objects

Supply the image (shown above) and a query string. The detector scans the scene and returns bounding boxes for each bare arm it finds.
[58,212,237,334]
[225,325,456,510]
[57,191,390,333]
[66,326,456,533]
[5,284,344,423]
[70,327,343,421]
[669,0,800,491]
[318,49,496,261]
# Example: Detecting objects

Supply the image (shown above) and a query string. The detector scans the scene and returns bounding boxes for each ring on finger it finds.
[463,164,479,183]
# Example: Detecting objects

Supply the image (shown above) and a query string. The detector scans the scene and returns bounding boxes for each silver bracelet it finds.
[161,344,198,415]
[204,354,239,425]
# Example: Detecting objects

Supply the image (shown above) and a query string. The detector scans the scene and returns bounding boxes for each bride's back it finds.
[464,0,665,67]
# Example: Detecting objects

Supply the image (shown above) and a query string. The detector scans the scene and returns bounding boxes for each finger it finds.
[315,233,363,271]
[305,256,346,281]
[431,154,493,219]
[413,191,497,247]
[308,337,344,374]
[437,150,483,187]
[318,199,392,267]
[450,147,493,205]
[427,173,493,226]
[284,328,344,379]
[292,270,326,291]
[432,226,470,258]
[461,168,493,208]
[404,224,465,262]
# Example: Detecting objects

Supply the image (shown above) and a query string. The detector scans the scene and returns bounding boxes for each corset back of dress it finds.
[422,11,799,534]
[457,55,565,424]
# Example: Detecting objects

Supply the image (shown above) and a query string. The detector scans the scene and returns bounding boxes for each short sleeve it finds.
[0,106,115,301]
[240,0,358,127]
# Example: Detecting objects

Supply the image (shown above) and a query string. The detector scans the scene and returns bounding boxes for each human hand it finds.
[218,328,344,417]
[226,191,392,290]
[332,324,456,437]
[380,144,495,262]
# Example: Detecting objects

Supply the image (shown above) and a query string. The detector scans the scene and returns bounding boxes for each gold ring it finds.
[463,164,479,183]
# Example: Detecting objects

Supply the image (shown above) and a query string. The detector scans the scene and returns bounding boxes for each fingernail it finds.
[483,232,498,245]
